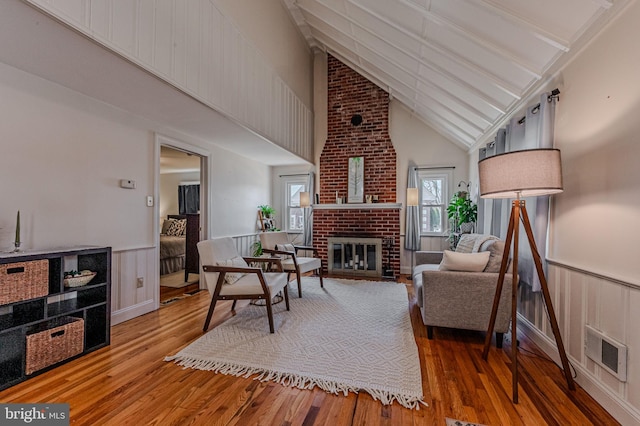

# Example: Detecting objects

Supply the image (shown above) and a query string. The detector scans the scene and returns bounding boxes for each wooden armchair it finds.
[259,231,324,297]
[197,237,290,333]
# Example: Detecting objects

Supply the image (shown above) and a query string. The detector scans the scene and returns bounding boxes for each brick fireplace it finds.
[314,55,400,278]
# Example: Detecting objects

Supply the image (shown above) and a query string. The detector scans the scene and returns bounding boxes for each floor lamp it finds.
[478,148,575,403]
[300,191,311,245]
[406,187,419,280]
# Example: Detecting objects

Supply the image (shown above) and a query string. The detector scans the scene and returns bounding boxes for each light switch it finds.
[146,196,154,207]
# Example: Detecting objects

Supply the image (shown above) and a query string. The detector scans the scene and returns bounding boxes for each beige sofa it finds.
[411,234,514,348]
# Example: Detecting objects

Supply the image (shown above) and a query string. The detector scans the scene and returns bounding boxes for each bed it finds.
[160,215,186,276]
[160,214,200,280]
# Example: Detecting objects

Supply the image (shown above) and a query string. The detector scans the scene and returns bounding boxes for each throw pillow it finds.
[483,241,506,273]
[276,243,296,259]
[166,219,186,236]
[455,234,480,253]
[161,219,176,235]
[439,250,491,272]
[216,256,249,284]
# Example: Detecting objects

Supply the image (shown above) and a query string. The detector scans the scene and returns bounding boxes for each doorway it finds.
[157,143,206,304]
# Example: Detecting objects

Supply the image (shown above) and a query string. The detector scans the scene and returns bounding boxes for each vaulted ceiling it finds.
[283,0,631,150]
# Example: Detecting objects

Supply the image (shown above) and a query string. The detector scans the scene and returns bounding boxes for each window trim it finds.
[417,169,453,236]
[281,177,307,233]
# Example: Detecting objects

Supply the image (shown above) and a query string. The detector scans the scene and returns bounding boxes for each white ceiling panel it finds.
[349,0,425,35]
[283,0,630,149]
[430,0,563,67]
[485,0,606,41]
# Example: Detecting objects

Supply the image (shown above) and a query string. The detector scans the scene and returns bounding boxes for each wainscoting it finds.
[111,246,158,326]
[519,260,640,425]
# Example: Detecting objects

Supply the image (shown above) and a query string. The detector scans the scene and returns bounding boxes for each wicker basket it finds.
[0,259,49,305]
[64,271,97,288]
[25,317,84,375]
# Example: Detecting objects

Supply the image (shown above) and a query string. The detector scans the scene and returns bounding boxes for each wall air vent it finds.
[585,325,627,382]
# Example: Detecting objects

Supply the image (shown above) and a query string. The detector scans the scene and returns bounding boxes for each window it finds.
[284,180,306,232]
[417,170,452,235]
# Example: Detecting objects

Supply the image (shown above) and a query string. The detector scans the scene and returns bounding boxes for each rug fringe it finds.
[164,355,427,410]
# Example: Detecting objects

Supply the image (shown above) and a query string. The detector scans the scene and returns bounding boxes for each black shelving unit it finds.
[0,246,111,390]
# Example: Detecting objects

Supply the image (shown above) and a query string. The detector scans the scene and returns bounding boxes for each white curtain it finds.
[404,166,421,252]
[478,92,557,291]
[304,172,315,246]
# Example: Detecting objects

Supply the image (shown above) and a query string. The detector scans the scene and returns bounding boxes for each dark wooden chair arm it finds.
[293,245,319,256]
[262,248,295,256]
[242,257,284,272]
[202,265,262,274]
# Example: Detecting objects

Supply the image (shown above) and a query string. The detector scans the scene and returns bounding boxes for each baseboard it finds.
[518,315,640,426]
[111,300,155,326]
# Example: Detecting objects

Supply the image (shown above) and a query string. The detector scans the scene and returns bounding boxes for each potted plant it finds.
[447,191,478,236]
[258,204,276,218]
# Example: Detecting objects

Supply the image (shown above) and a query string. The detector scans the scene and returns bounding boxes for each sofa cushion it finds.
[439,250,490,272]
[483,241,505,273]
[412,263,439,308]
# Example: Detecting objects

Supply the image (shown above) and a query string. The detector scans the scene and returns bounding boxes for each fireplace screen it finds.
[328,237,382,277]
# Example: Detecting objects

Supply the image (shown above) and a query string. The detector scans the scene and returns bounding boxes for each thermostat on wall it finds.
[120,179,136,189]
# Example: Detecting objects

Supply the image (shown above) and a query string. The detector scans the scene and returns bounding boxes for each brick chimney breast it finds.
[315,55,400,278]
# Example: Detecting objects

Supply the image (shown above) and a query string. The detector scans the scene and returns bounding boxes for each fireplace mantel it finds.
[312,203,402,210]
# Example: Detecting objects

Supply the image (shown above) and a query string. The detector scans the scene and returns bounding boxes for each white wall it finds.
[159,171,200,224]
[0,62,272,325]
[547,2,640,422]
[209,149,272,238]
[468,3,640,423]
[0,62,154,251]
[390,101,470,270]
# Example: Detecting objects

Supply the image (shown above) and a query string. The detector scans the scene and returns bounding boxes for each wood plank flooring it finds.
[0,276,619,425]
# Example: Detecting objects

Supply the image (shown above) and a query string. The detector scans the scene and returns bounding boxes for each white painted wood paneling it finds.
[136,0,155,67]
[172,0,187,88]
[26,0,313,162]
[111,1,136,56]
[111,247,157,325]
[153,0,173,78]
[521,262,640,424]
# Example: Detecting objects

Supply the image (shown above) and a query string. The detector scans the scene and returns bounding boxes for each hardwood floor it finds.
[0,276,619,425]
[160,282,201,303]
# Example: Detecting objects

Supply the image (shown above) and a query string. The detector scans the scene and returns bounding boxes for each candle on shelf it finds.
[15,210,20,244]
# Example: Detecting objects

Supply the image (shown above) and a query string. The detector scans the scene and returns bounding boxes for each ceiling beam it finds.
[319,35,482,142]
[383,0,543,77]
[299,1,511,116]
[344,0,524,98]
[304,11,495,130]
[472,0,570,52]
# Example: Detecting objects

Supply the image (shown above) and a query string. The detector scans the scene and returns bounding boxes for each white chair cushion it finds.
[259,231,290,250]
[218,272,289,296]
[281,256,321,274]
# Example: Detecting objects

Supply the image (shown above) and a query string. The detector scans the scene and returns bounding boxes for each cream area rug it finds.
[160,270,199,288]
[166,277,426,409]
[445,418,486,426]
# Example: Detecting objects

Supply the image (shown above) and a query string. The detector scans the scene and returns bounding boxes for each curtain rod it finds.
[517,88,560,125]
[414,166,455,170]
[279,173,310,177]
